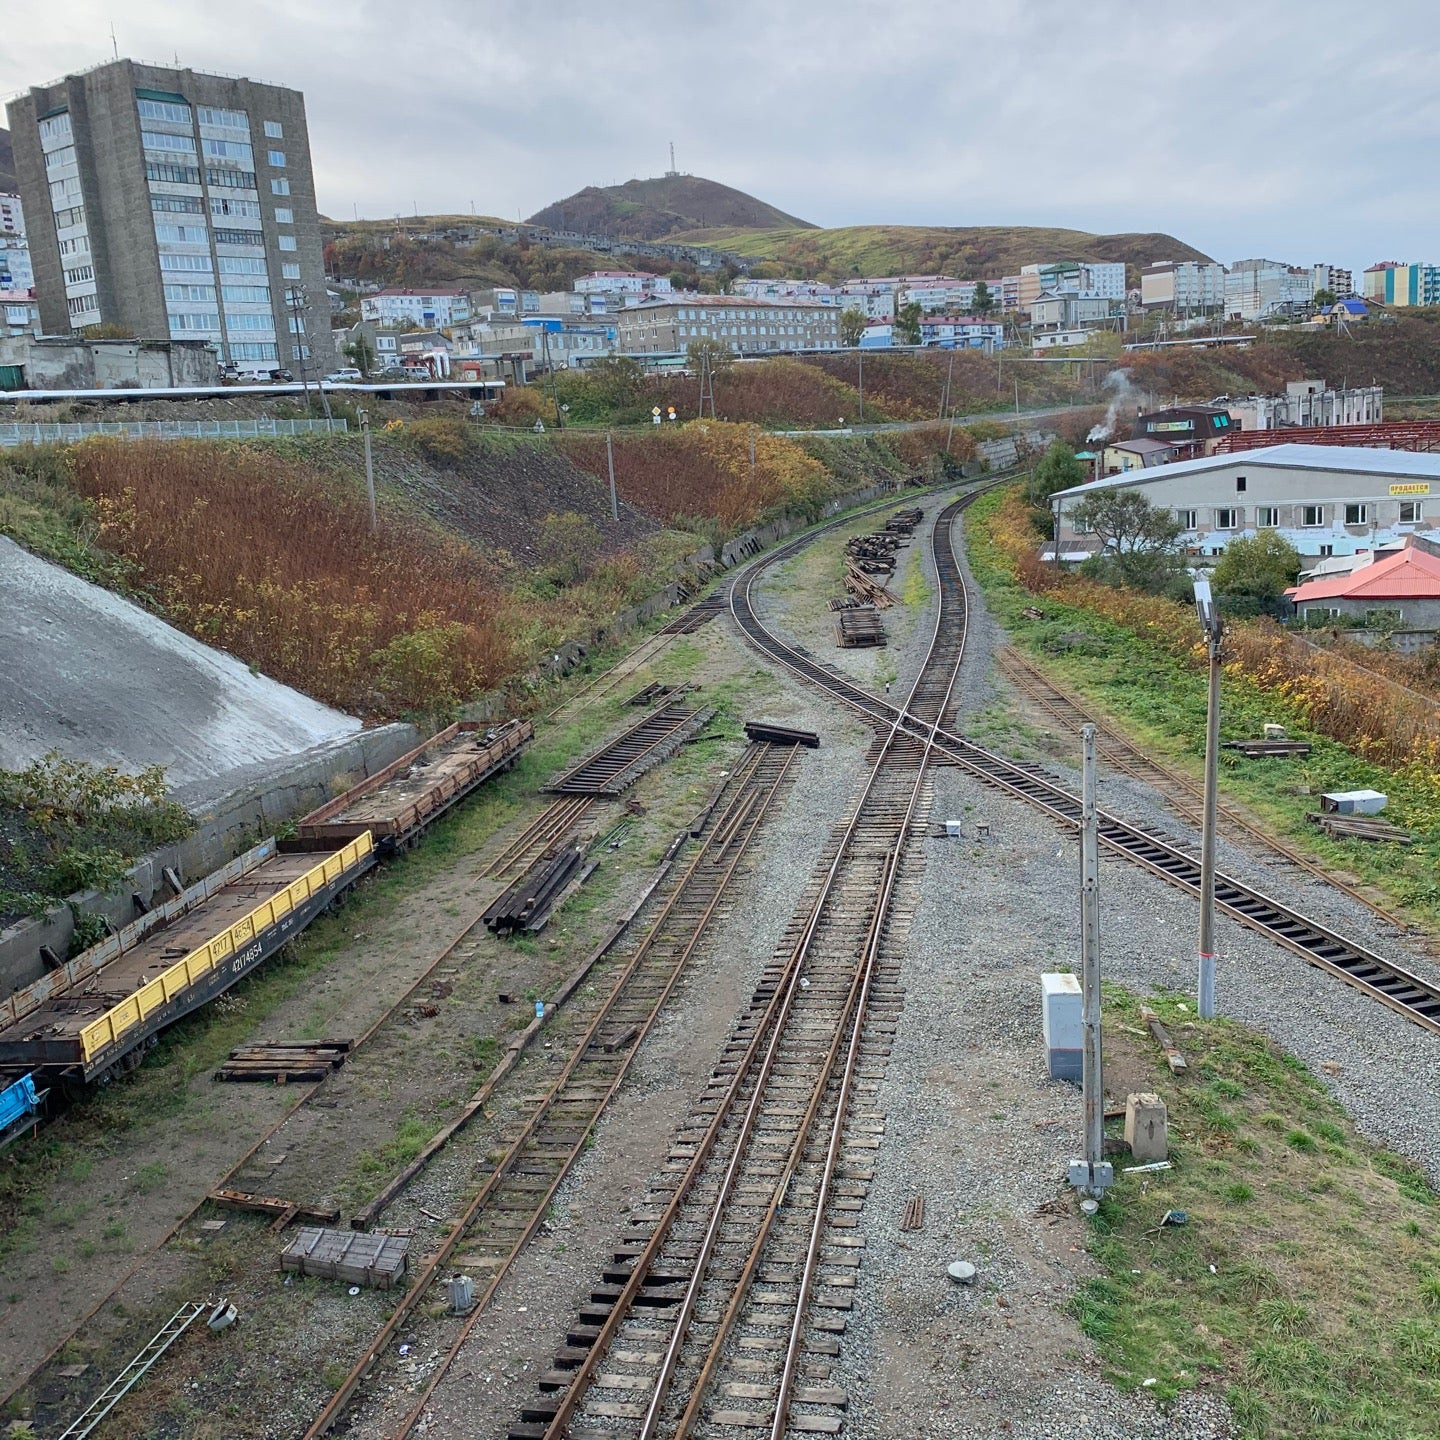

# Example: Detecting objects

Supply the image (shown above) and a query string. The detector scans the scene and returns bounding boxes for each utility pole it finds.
[358,408,376,532]
[1193,577,1223,1019]
[285,285,331,420]
[1070,724,1113,1199]
[857,350,864,422]
[1014,377,1020,416]
[606,430,618,521]
[749,422,756,489]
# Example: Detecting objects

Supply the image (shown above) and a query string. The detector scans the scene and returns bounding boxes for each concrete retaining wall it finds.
[0,723,417,1001]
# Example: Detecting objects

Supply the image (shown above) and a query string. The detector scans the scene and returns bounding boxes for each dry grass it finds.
[68,439,515,717]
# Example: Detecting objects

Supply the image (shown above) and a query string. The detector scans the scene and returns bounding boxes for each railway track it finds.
[547,703,715,796]
[307,739,805,1439]
[486,795,599,879]
[995,646,1410,929]
[728,492,1440,1037]
[495,494,975,1440]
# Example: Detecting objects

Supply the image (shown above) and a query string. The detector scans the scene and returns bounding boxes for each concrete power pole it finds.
[1194,577,1224,1019]
[1070,724,1113,1199]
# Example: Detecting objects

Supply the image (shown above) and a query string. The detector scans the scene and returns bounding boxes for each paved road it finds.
[0,535,358,786]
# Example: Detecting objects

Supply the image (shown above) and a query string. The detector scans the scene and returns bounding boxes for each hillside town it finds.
[4,21,1440,1440]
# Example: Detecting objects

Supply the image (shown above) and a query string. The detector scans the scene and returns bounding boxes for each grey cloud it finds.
[5,0,1439,272]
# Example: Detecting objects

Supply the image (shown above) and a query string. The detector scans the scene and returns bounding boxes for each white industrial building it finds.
[360,287,471,328]
[1224,259,1313,320]
[1051,444,1440,560]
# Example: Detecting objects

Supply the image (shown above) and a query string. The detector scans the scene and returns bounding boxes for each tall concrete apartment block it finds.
[7,59,332,370]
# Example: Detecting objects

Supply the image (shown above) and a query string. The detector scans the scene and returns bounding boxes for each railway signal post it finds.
[1194,577,1223,1019]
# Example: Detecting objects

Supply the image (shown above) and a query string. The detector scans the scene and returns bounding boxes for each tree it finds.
[839,307,867,347]
[587,354,647,410]
[972,280,995,316]
[894,302,922,346]
[1072,489,1183,591]
[686,337,734,374]
[1211,530,1302,603]
[344,333,376,377]
[1030,440,1086,507]
[1314,288,1337,309]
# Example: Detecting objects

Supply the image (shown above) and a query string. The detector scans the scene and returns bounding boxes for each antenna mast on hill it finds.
[666,141,679,178]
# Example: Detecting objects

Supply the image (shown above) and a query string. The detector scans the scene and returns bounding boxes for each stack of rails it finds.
[294,720,532,853]
[0,834,376,1085]
[836,606,888,647]
[0,722,532,1092]
[483,843,589,935]
[545,703,715,797]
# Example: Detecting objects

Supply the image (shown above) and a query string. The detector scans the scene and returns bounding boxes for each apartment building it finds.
[1227,380,1383,431]
[1363,261,1440,307]
[360,287,471,328]
[1140,260,1225,311]
[1311,263,1353,297]
[614,296,840,355]
[0,194,33,292]
[7,58,331,370]
[1017,261,1125,313]
[1224,259,1313,319]
[573,270,670,297]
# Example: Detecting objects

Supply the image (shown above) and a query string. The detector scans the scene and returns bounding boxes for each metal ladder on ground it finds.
[57,1300,207,1440]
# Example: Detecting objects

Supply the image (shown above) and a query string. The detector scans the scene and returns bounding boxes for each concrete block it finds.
[1124,1092,1169,1162]
[1042,972,1082,1081]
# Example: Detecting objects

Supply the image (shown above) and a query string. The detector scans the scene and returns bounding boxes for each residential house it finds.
[1133,404,1236,456]
[1285,537,1440,646]
[1101,436,1184,473]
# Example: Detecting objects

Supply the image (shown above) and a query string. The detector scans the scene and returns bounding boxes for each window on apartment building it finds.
[67,294,99,316]
[1344,503,1368,525]
[1235,476,1247,492]
[154,223,210,244]
[212,196,262,219]
[159,253,214,272]
[54,204,85,228]
[197,106,247,129]
[1215,508,1240,529]
[1319,544,1334,557]
[63,265,95,285]
[143,130,197,153]
[38,112,73,145]
[50,176,82,203]
[1256,507,1279,528]
[1399,501,1424,523]
[227,313,276,331]
[152,195,203,215]
[211,228,263,247]
[203,138,253,161]
[268,150,286,167]
[274,207,293,224]
[263,120,283,138]
[277,235,297,251]
[216,256,264,274]
[282,263,301,279]
[166,283,217,303]
[44,145,77,172]
[271,178,290,195]
[206,167,257,189]
[1301,505,1325,526]
[137,98,191,125]
[230,342,278,361]
[166,311,221,330]
[143,161,202,186]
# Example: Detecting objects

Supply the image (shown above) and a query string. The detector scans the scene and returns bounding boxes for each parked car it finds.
[269,368,294,383]
[374,367,408,380]
[325,367,363,383]
[401,365,431,379]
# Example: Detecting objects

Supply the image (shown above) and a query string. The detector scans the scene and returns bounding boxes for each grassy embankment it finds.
[965,484,1440,930]
[1085,989,1440,1436]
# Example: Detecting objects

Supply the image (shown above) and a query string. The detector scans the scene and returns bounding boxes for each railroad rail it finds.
[994,648,1411,930]
[304,739,806,1438]
[546,704,715,796]
[728,495,1440,1037]
[497,494,975,1440]
[486,795,599,879]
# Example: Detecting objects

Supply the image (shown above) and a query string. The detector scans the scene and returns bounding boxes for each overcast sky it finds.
[4,0,1434,275]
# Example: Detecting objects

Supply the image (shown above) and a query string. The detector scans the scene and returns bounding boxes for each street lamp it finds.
[1193,575,1223,1019]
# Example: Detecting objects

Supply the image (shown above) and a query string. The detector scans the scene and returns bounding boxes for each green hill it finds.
[527,175,814,242]
[669,223,1213,283]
